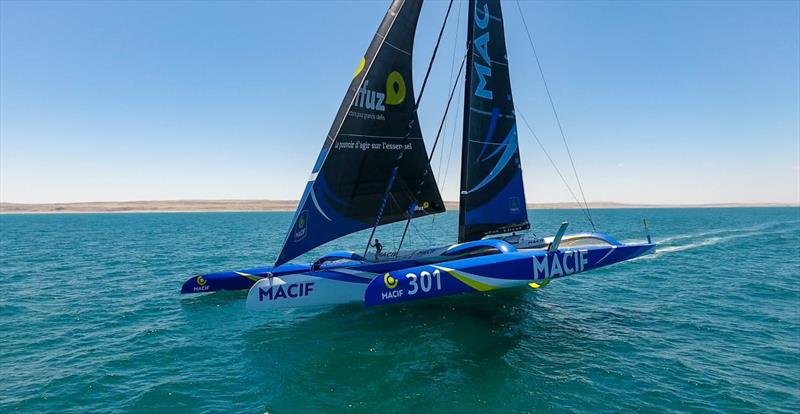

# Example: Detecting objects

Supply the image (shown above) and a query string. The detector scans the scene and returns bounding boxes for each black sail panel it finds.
[276,0,445,266]
[459,0,529,243]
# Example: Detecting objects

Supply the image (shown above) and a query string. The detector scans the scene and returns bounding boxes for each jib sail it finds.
[458,0,529,243]
[275,0,445,266]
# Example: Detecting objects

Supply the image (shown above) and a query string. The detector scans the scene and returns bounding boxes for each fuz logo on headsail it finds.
[259,282,315,301]
[472,0,493,100]
[533,250,589,280]
[353,71,406,112]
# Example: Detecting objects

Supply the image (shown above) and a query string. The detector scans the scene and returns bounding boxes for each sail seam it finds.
[481,12,502,22]
[470,107,515,118]
[340,134,423,140]
[383,40,412,56]
[468,139,508,145]
[470,51,508,66]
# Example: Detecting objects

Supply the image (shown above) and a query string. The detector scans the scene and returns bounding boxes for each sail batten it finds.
[275,0,445,267]
[459,0,530,243]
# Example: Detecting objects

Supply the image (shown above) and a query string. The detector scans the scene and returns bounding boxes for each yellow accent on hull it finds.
[235,272,261,282]
[528,280,550,289]
[434,266,496,292]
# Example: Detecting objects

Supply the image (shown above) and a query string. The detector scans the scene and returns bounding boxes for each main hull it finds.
[242,236,655,310]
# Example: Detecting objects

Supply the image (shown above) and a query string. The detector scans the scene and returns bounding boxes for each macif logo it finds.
[259,282,315,301]
[354,71,406,112]
[383,273,398,289]
[192,275,210,292]
[472,0,493,100]
[293,211,308,242]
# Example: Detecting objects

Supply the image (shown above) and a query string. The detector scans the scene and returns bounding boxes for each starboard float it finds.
[181,0,656,310]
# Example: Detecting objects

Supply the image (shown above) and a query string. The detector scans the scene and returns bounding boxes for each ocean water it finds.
[0,208,798,413]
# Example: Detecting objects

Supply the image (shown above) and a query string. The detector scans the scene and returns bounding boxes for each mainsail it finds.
[458,0,529,243]
[275,0,445,266]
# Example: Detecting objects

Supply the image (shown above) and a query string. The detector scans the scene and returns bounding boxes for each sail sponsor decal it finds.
[293,211,309,241]
[350,71,407,117]
[333,140,413,152]
[472,0,494,100]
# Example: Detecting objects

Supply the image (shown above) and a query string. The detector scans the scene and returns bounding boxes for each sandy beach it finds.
[1,200,795,214]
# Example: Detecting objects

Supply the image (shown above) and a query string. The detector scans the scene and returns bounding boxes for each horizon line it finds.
[1,199,797,214]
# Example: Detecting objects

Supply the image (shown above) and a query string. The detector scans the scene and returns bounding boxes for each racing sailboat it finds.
[180,0,656,310]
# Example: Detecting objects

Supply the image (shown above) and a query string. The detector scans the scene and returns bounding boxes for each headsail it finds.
[458,0,529,243]
[276,0,445,266]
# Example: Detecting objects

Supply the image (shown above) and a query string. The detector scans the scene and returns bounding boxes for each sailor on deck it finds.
[371,239,383,255]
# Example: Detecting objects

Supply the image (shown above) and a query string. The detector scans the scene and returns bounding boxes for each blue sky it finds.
[1,0,798,204]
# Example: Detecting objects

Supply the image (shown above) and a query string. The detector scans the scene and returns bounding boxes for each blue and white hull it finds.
[180,232,655,310]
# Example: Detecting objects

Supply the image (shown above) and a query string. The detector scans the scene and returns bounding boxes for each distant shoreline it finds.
[1,200,797,214]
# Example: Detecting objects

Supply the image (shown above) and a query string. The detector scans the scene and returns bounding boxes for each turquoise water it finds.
[1,208,798,413]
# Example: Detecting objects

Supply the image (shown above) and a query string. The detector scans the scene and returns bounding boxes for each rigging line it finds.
[427,51,467,163]
[398,50,467,252]
[363,0,454,256]
[431,74,463,232]
[514,0,597,231]
[433,0,463,231]
[410,219,432,244]
[416,0,454,106]
[436,0,463,186]
[516,108,595,226]
[440,86,462,198]
[388,192,432,247]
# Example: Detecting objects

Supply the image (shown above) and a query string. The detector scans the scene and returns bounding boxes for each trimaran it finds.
[181,0,656,310]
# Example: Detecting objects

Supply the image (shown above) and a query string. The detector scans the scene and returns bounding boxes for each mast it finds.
[458,0,476,243]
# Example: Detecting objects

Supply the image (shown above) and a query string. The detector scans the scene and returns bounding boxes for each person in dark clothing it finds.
[371,239,383,255]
